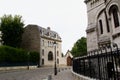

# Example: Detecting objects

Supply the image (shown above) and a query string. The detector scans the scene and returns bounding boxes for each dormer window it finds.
[42,30,44,35]
[40,30,42,34]
[54,34,57,38]
[47,32,49,36]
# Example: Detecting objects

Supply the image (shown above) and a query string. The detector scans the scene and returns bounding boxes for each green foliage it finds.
[29,51,39,63]
[71,37,87,57]
[0,14,24,48]
[0,46,39,64]
[0,46,27,63]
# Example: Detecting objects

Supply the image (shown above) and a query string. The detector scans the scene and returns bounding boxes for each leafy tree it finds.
[0,14,24,48]
[71,37,87,57]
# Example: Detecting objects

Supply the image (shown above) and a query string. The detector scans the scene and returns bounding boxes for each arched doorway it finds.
[67,56,72,66]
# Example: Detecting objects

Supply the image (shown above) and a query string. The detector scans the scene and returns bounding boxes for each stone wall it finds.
[21,25,40,53]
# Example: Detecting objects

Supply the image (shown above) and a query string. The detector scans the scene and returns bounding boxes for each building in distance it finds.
[21,24,63,66]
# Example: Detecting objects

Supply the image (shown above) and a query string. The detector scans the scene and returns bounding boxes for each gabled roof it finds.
[65,50,73,58]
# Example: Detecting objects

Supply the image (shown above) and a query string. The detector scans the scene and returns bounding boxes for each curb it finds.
[72,70,96,80]
[0,66,37,71]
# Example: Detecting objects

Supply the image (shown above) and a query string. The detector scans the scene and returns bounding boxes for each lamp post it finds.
[27,52,30,70]
[53,41,57,75]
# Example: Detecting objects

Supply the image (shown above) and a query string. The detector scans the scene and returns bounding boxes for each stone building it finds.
[65,50,73,66]
[85,0,120,52]
[59,50,73,66]
[21,24,62,66]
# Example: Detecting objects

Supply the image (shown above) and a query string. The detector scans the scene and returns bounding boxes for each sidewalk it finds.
[52,69,76,80]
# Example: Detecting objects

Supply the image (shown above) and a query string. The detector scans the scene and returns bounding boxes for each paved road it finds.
[52,69,75,80]
[0,67,75,80]
[0,67,54,80]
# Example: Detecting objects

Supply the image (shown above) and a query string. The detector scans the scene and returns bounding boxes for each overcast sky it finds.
[0,0,87,54]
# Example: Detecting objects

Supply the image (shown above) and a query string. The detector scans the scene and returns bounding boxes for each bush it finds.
[29,51,39,63]
[0,45,39,66]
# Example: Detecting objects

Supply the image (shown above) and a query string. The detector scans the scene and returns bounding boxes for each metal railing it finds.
[73,43,120,80]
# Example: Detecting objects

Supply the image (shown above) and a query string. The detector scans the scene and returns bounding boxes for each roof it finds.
[65,50,73,58]
[39,26,61,40]
[26,24,62,41]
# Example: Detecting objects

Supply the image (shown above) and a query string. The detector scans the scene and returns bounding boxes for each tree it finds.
[0,14,24,48]
[71,37,87,57]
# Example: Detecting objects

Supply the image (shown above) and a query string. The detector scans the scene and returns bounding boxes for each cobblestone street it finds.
[0,67,75,80]
[52,69,75,80]
[0,67,53,80]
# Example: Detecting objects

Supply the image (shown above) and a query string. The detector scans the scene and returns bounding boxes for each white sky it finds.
[0,0,87,54]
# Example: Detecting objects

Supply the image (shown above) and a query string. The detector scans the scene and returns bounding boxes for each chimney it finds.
[47,27,50,30]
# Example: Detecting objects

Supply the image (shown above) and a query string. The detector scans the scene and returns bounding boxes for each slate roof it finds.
[38,25,61,41]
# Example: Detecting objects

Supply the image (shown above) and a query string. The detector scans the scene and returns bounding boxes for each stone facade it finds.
[65,50,73,66]
[85,0,120,52]
[59,50,73,66]
[21,24,62,66]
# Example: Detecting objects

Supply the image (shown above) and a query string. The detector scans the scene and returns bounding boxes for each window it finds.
[42,40,44,46]
[57,51,59,56]
[112,8,119,28]
[48,51,53,60]
[47,32,49,36]
[42,59,44,65]
[50,41,52,47]
[48,41,49,47]
[57,59,59,64]
[99,20,103,34]
[42,49,44,56]
[42,30,44,35]
[54,34,57,38]
[109,5,120,28]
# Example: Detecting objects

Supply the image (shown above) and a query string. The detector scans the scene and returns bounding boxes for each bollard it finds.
[58,68,60,72]
[48,75,52,80]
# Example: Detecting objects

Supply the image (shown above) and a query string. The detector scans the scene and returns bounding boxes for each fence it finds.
[73,43,120,80]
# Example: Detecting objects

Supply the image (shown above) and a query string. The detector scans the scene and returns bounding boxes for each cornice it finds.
[41,36,62,42]
[84,0,91,4]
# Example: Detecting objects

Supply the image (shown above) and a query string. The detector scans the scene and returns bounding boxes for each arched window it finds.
[109,5,120,28]
[48,51,53,60]
[99,20,103,34]
[113,8,119,27]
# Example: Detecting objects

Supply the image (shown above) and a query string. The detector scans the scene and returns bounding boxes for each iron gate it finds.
[73,43,120,80]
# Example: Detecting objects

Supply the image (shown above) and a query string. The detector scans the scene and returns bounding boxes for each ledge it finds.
[112,32,120,40]
[86,24,96,33]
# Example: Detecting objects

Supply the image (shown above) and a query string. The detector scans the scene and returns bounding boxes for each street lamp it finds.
[27,52,30,70]
[53,41,57,75]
